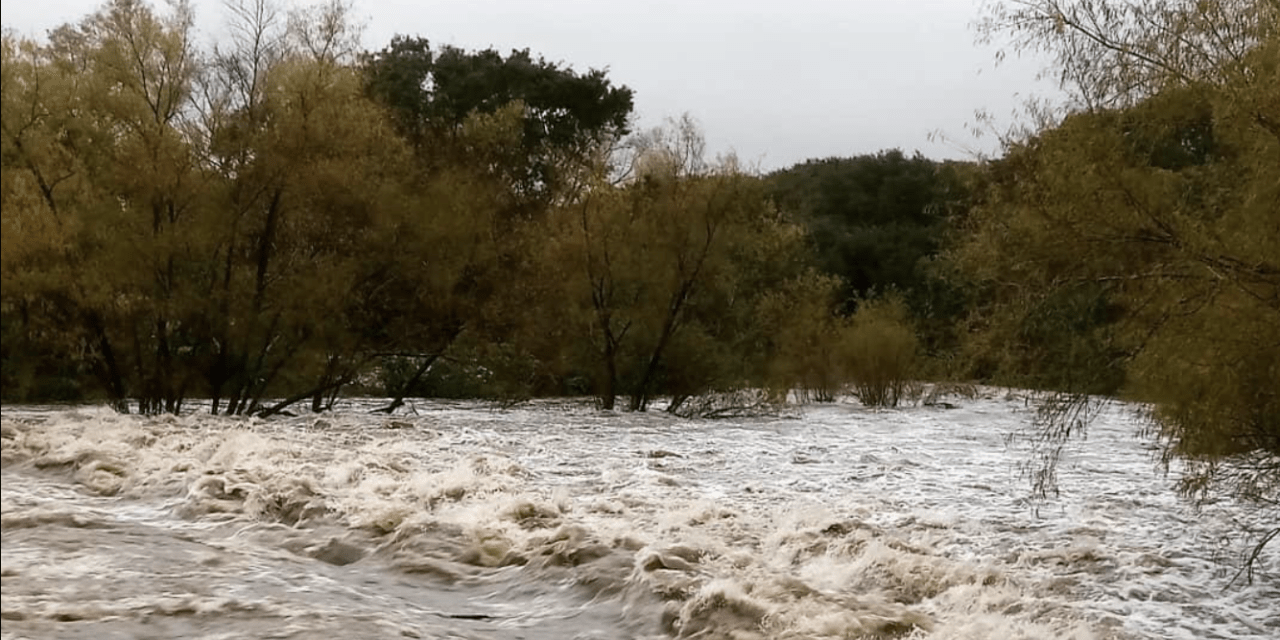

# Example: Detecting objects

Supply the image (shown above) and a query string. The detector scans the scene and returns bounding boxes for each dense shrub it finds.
[843,295,919,408]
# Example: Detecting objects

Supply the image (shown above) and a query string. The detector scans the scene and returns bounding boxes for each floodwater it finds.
[1,392,1275,639]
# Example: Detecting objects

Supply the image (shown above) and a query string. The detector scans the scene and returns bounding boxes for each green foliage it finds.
[957,75,1279,459]
[0,304,90,402]
[753,282,925,408]
[764,151,969,306]
[378,354,500,400]
[764,151,973,362]
[843,295,919,408]
[959,284,1127,395]
[0,0,515,414]
[0,1,946,423]
[3,0,209,412]
[361,35,634,215]
[754,273,847,402]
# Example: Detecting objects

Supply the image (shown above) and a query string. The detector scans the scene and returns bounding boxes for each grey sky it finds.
[3,0,1056,171]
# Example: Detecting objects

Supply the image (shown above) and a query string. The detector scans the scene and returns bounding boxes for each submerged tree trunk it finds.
[376,353,440,414]
[594,312,626,411]
[257,367,357,418]
[88,313,129,414]
[666,393,689,414]
[375,323,465,413]
[629,281,697,412]
[311,355,351,413]
[599,340,617,411]
[630,220,714,412]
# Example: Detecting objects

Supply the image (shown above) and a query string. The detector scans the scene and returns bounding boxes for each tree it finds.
[3,0,206,413]
[536,116,813,411]
[3,1,633,414]
[763,151,973,359]
[978,0,1276,115]
[175,0,427,416]
[964,0,1278,578]
[843,294,920,408]
[765,151,950,300]
[355,35,640,408]
[353,104,522,413]
[361,36,635,217]
[0,0,458,415]
[753,273,848,403]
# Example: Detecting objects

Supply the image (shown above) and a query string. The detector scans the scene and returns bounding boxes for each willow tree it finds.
[965,0,1278,576]
[1,0,450,415]
[2,0,206,413]
[536,117,816,411]
[192,0,428,416]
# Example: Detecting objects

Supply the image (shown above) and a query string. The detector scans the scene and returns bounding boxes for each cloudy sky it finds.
[3,0,1058,171]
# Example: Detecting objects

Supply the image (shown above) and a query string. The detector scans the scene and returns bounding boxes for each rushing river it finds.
[1,392,1275,639]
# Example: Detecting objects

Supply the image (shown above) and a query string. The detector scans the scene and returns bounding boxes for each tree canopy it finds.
[961,0,1278,572]
[0,0,843,416]
[361,35,635,216]
[763,151,973,359]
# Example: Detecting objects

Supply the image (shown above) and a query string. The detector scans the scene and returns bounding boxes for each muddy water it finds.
[1,394,1275,639]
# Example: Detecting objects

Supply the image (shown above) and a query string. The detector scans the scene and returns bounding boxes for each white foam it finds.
[2,396,1274,639]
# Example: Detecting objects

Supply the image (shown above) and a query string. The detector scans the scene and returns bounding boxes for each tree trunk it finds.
[253,190,283,313]
[630,230,712,411]
[630,295,687,412]
[376,353,438,414]
[88,313,129,413]
[667,394,689,414]
[600,341,617,411]
[595,312,622,411]
[257,364,358,418]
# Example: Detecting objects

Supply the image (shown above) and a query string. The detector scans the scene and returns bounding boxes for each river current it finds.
[1,391,1275,639]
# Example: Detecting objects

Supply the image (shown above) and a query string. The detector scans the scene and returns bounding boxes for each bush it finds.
[843,295,919,407]
[755,274,847,403]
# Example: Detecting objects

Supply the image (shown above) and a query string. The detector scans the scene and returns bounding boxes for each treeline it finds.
[0,0,959,415]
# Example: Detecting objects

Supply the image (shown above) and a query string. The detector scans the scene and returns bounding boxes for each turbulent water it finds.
[1,391,1275,640]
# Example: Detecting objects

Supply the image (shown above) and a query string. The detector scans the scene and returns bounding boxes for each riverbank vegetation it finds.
[0,0,952,414]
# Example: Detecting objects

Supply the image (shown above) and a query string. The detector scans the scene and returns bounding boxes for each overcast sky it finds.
[3,0,1058,171]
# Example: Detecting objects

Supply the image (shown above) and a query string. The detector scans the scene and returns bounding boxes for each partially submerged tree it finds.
[0,0,505,414]
[965,0,1278,577]
[357,34,638,408]
[3,0,206,413]
[194,0,408,416]
[844,294,920,408]
[754,273,848,403]
[539,116,819,411]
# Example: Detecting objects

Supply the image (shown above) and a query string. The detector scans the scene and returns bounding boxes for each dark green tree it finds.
[361,36,634,216]
[764,150,972,356]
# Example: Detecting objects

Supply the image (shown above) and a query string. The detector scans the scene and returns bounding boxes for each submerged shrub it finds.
[843,295,919,408]
[755,273,848,403]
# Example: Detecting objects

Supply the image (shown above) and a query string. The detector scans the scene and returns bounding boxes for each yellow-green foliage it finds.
[964,0,1279,511]
[0,0,513,413]
[537,116,814,411]
[842,295,918,408]
[755,273,846,402]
